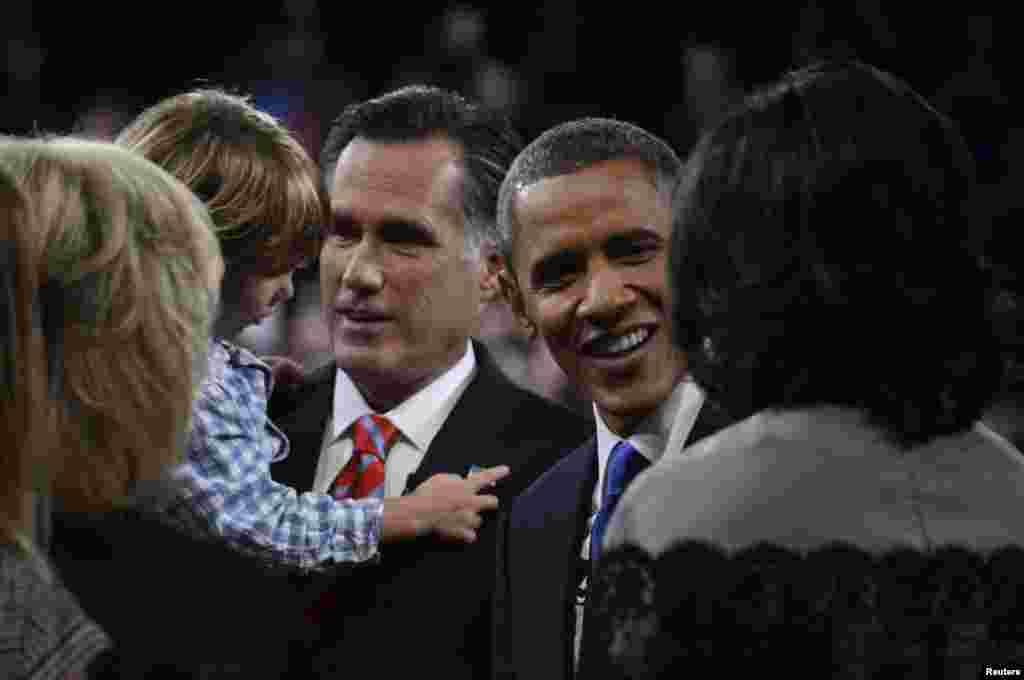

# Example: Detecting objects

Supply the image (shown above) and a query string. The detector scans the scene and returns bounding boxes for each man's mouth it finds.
[337,307,390,323]
[580,326,654,358]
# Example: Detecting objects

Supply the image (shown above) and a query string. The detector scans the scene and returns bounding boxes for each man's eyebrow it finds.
[606,226,664,244]
[604,226,663,250]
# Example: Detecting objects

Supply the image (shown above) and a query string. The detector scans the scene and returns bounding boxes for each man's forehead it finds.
[513,158,663,225]
[331,136,465,220]
[333,136,462,182]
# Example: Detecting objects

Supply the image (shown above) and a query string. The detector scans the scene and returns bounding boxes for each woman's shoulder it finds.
[612,409,1024,555]
[608,537,1024,587]
[610,409,869,551]
[596,538,1024,614]
[587,539,1024,677]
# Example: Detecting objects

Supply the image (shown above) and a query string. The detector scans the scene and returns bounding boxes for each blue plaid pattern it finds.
[164,341,382,570]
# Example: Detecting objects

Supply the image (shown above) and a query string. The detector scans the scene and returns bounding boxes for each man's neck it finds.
[594,379,688,439]
[595,408,649,439]
[354,379,425,413]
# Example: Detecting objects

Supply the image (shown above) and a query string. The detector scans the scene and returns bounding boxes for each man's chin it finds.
[593,384,677,433]
[331,338,400,373]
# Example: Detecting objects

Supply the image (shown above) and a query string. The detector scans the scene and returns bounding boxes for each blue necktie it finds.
[590,440,649,563]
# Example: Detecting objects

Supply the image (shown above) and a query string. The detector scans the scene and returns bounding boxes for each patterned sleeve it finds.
[165,353,382,570]
[0,548,111,680]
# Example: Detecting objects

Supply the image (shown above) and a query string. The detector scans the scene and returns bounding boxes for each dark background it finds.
[3,3,1015,171]
[4,3,1016,255]
[3,1,1020,438]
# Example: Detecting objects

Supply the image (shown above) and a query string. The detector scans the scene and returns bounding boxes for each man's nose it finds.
[577,263,635,325]
[341,240,384,293]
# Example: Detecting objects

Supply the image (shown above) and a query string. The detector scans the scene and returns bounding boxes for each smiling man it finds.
[267,86,590,680]
[491,118,732,680]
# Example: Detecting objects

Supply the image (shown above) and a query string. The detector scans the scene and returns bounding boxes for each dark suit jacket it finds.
[492,399,731,680]
[268,341,592,680]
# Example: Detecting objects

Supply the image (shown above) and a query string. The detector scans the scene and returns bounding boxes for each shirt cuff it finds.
[333,498,384,565]
[365,499,383,563]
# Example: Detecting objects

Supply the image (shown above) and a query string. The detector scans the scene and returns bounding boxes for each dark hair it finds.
[671,60,1002,448]
[320,84,521,252]
[496,117,683,266]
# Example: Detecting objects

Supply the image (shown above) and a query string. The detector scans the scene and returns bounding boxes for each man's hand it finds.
[381,465,510,544]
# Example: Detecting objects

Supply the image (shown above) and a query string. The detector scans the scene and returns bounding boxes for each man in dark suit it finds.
[491,118,733,679]
[269,85,590,680]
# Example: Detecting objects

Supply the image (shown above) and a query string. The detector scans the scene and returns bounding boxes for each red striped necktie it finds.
[330,414,399,500]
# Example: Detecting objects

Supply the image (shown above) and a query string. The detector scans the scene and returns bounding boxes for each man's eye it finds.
[615,241,660,263]
[531,249,582,291]
[380,221,435,247]
[607,232,663,263]
[327,219,359,243]
[537,277,571,291]
[533,260,579,291]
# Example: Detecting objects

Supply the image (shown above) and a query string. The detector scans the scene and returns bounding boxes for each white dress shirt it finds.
[590,377,705,518]
[312,341,477,498]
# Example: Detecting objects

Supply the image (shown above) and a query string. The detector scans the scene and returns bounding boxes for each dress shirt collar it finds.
[331,340,477,451]
[593,377,703,499]
[207,339,271,385]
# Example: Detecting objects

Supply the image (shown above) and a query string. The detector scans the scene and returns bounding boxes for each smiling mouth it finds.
[580,326,654,358]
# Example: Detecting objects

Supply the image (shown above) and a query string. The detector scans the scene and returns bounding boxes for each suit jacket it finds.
[268,340,592,680]
[492,399,730,680]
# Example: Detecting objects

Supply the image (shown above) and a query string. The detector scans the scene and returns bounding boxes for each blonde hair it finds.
[1,166,46,536]
[0,137,221,513]
[116,89,327,276]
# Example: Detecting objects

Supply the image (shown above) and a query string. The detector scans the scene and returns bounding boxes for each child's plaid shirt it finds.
[165,340,382,570]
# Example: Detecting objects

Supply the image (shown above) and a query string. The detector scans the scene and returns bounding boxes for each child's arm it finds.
[167,374,382,571]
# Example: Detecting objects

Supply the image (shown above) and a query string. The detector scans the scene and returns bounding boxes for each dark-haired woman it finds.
[581,61,1024,677]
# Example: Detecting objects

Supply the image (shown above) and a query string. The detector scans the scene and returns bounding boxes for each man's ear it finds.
[479,248,504,304]
[497,268,536,339]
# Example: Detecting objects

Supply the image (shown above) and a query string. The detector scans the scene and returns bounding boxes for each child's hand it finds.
[381,466,511,544]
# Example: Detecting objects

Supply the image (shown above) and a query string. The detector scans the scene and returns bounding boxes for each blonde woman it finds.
[0,138,221,679]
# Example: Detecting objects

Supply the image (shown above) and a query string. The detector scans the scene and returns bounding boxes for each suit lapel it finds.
[403,341,519,493]
[508,438,597,680]
[269,362,335,492]
[684,396,733,448]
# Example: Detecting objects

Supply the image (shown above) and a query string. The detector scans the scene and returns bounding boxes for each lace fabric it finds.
[582,540,1024,679]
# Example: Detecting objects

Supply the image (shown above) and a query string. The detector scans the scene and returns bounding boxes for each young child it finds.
[117,90,506,571]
